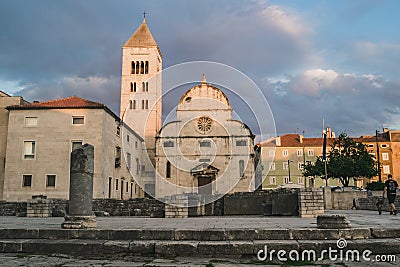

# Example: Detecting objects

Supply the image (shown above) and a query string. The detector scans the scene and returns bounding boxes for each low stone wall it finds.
[357,195,400,211]
[0,198,164,218]
[224,191,273,215]
[331,190,367,210]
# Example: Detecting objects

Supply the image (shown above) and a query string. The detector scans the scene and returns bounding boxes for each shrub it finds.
[366,181,385,191]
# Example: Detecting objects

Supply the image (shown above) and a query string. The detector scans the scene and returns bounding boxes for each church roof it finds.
[123,18,159,48]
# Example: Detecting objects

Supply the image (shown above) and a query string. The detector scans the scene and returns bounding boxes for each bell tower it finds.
[120,17,162,195]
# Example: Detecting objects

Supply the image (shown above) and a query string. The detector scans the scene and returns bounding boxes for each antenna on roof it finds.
[143,11,147,19]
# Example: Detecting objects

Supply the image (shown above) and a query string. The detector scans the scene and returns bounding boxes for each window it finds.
[297,149,303,157]
[132,100,136,109]
[199,158,210,162]
[24,141,36,159]
[166,161,171,178]
[283,177,290,184]
[71,141,83,151]
[145,61,149,74]
[116,179,119,190]
[367,144,374,148]
[307,149,314,156]
[131,61,135,74]
[127,134,130,143]
[115,146,121,168]
[130,82,134,92]
[46,175,56,187]
[25,116,38,126]
[297,162,303,170]
[283,162,288,170]
[236,140,247,146]
[126,153,131,169]
[136,158,139,175]
[382,153,389,161]
[200,141,211,147]
[369,152,376,156]
[270,177,276,185]
[141,100,144,109]
[268,149,275,157]
[72,116,84,125]
[135,141,138,149]
[383,165,390,174]
[269,162,275,171]
[145,82,149,92]
[239,160,245,178]
[129,100,133,109]
[282,150,288,157]
[145,100,148,109]
[116,126,120,136]
[298,177,304,184]
[141,165,146,175]
[126,182,129,193]
[381,144,389,148]
[142,82,145,92]
[163,141,174,147]
[22,175,32,187]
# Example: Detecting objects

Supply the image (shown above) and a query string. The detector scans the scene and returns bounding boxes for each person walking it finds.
[383,174,398,215]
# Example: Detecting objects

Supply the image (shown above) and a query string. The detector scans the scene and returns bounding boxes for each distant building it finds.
[2,96,144,201]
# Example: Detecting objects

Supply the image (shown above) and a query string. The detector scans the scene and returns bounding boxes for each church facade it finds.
[155,76,256,197]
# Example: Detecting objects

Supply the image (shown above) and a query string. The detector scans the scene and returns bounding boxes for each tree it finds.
[303,132,378,186]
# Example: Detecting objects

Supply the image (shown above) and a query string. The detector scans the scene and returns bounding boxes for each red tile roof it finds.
[7,96,105,109]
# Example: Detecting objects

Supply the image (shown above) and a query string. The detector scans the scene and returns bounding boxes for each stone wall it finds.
[357,195,400,211]
[0,198,164,218]
[27,196,53,218]
[298,188,324,218]
[331,190,367,210]
[223,191,272,215]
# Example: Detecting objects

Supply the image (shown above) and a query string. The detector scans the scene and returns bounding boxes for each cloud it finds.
[14,75,121,114]
[263,69,400,136]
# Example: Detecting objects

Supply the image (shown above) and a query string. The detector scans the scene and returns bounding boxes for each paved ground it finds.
[0,210,398,230]
[1,210,399,266]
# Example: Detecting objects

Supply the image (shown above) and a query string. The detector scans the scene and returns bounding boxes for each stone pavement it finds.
[0,210,398,230]
[0,210,400,266]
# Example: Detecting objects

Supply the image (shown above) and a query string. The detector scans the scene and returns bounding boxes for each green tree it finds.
[303,132,378,186]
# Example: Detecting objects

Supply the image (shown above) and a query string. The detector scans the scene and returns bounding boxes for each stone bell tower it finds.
[120,17,162,195]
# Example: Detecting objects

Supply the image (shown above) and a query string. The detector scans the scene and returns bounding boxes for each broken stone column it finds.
[62,144,96,229]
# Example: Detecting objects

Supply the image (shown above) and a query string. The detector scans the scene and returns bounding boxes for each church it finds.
[121,18,257,198]
[0,17,257,201]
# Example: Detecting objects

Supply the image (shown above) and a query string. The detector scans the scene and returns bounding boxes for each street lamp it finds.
[287,160,293,182]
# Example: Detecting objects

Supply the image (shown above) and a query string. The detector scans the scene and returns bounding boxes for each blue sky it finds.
[0,0,399,138]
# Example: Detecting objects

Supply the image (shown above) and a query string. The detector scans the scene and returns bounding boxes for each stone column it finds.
[62,144,96,229]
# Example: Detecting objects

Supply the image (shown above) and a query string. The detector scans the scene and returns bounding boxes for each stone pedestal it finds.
[298,188,324,218]
[62,144,96,229]
[317,214,351,229]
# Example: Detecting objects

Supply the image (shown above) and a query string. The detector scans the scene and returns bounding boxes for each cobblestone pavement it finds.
[0,210,398,230]
[0,253,398,266]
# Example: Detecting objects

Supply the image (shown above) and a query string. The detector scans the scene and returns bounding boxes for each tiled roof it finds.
[7,96,105,109]
[124,18,158,47]
[260,133,389,148]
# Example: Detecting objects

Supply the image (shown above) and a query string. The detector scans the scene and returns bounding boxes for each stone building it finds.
[2,96,144,201]
[119,18,162,196]
[155,76,256,198]
[0,91,28,200]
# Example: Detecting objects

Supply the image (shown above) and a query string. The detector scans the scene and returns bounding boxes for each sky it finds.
[1,0,399,138]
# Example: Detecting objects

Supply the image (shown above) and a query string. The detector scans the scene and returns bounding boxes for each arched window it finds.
[166,161,171,178]
[141,100,144,109]
[134,82,136,92]
[129,100,133,109]
[239,160,245,178]
[131,62,135,74]
[133,100,136,109]
[145,100,148,109]
[135,61,140,74]
[145,61,149,74]
[142,82,145,92]
[130,82,133,92]
[140,61,144,74]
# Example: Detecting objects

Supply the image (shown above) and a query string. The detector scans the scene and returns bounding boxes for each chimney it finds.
[326,127,331,138]
[299,135,303,143]
[275,136,281,146]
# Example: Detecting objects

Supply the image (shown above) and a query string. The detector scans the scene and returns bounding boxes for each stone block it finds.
[371,228,400,238]
[155,241,199,256]
[103,240,130,253]
[290,229,340,240]
[198,241,254,256]
[339,228,371,239]
[317,214,351,229]
[129,240,155,255]
[0,240,24,252]
[174,229,225,241]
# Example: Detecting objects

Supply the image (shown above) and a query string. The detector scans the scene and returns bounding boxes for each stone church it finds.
[121,18,256,198]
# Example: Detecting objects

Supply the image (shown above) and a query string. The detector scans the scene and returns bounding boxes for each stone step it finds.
[1,239,400,257]
[0,228,399,241]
